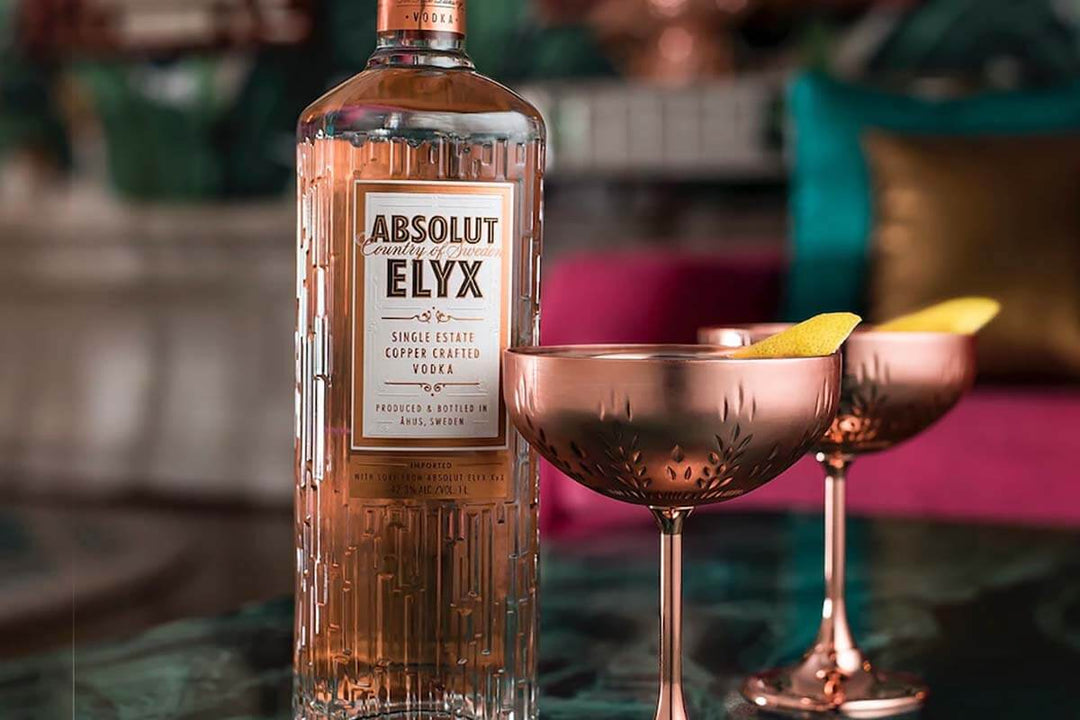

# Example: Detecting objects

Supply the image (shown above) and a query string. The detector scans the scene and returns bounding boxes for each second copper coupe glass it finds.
[503,345,841,720]
[702,326,977,717]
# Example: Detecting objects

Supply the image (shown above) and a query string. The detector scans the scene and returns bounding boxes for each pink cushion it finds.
[541,388,1080,532]
[540,249,783,346]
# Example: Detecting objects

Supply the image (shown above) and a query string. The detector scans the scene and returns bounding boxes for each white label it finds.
[352,181,513,452]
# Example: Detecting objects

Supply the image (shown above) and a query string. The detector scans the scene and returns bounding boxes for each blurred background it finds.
[3,0,1080,659]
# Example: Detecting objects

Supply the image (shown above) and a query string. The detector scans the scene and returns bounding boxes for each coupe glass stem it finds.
[651,507,692,720]
[813,453,862,672]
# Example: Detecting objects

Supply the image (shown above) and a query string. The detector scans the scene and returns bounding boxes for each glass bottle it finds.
[294,2,544,717]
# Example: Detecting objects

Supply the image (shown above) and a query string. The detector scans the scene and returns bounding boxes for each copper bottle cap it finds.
[378,0,466,35]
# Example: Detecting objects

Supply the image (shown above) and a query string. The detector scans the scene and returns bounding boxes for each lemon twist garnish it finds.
[876,297,1001,334]
[731,313,862,359]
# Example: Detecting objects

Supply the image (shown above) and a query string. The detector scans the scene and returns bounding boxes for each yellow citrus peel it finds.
[731,313,862,359]
[876,297,1001,334]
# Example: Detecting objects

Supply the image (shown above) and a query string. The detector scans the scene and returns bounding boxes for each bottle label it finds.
[378,0,466,35]
[349,181,514,500]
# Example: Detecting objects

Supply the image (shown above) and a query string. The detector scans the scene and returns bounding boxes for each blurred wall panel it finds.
[0,190,295,506]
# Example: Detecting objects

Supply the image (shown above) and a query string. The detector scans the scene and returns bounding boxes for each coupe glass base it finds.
[742,659,927,718]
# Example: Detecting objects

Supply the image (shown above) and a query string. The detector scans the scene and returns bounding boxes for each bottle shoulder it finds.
[299,66,545,141]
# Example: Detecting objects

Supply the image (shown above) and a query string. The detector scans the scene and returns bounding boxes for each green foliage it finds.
[463,0,613,80]
[320,0,612,84]
[77,61,223,200]
[6,0,610,200]
[871,0,1080,85]
[0,0,71,167]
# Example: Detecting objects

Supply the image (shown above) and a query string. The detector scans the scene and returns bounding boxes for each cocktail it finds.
[503,344,842,720]
[700,322,980,717]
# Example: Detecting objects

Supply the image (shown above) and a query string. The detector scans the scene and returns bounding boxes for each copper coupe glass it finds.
[504,345,841,720]
[701,326,977,717]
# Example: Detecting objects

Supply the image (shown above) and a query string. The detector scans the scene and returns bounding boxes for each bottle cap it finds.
[378,0,466,35]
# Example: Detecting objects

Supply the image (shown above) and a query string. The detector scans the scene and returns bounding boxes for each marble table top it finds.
[4,512,1079,719]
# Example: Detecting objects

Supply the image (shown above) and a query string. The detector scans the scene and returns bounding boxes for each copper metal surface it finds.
[503,345,842,720]
[378,0,466,34]
[701,327,977,456]
[504,345,841,508]
[700,325,977,717]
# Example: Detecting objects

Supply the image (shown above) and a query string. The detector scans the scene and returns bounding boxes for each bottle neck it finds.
[369,30,473,70]
[372,1,470,69]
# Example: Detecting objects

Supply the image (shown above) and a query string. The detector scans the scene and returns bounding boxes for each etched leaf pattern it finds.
[821,354,886,448]
[824,353,968,450]
[694,426,751,492]
[602,424,651,497]
[521,379,833,506]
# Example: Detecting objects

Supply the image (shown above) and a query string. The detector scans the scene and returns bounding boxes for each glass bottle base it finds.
[294,693,532,720]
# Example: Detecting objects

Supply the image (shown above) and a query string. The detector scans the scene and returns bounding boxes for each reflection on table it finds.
[4,512,1079,719]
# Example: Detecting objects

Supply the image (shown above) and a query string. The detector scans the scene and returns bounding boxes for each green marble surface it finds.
[5,512,1080,719]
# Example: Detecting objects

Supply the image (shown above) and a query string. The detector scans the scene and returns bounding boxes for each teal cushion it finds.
[786,72,1080,320]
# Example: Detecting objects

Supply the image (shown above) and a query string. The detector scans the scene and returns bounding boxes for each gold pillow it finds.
[865,131,1080,379]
